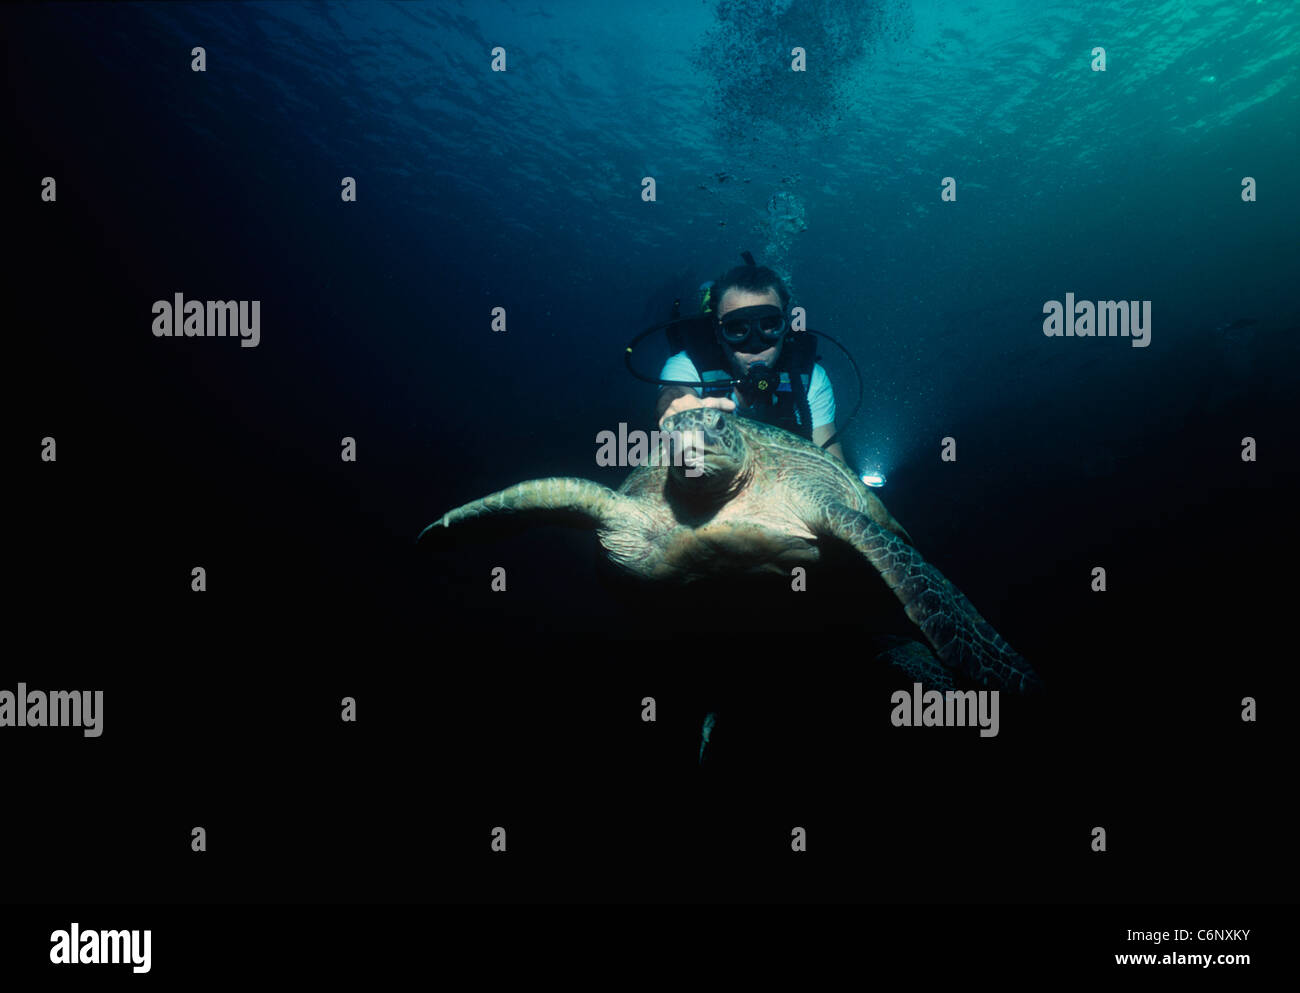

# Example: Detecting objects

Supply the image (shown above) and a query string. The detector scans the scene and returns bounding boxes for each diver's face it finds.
[717,288,784,373]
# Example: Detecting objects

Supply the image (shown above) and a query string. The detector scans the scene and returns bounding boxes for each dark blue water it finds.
[7,1,1297,902]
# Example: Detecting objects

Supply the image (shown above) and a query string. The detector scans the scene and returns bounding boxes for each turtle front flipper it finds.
[819,502,1044,694]
[418,477,632,542]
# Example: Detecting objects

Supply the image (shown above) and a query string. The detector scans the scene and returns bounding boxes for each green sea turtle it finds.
[420,408,1042,694]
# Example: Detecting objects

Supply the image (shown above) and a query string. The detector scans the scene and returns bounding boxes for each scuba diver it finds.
[621,253,875,767]
[650,256,846,463]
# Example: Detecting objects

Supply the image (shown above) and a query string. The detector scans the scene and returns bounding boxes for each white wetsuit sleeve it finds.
[658,351,703,396]
[808,362,836,428]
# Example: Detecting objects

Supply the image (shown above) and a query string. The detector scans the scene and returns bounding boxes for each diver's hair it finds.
[709,264,791,316]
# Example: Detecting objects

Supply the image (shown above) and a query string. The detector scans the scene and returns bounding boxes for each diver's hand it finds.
[658,393,735,429]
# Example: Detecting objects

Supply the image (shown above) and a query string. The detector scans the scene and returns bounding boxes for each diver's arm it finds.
[807,365,844,462]
[812,423,846,464]
[656,353,737,427]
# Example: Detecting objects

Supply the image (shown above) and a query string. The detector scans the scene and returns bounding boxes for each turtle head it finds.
[661,407,749,497]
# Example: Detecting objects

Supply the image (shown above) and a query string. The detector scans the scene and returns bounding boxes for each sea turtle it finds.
[420,407,1042,694]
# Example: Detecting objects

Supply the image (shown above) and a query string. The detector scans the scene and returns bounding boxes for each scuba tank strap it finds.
[792,365,814,438]
[780,332,817,436]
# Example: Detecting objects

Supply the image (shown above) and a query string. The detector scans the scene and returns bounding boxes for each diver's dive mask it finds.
[716,304,787,350]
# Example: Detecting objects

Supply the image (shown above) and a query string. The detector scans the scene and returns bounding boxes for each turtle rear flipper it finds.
[419,477,634,543]
[874,636,956,692]
[819,502,1044,694]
